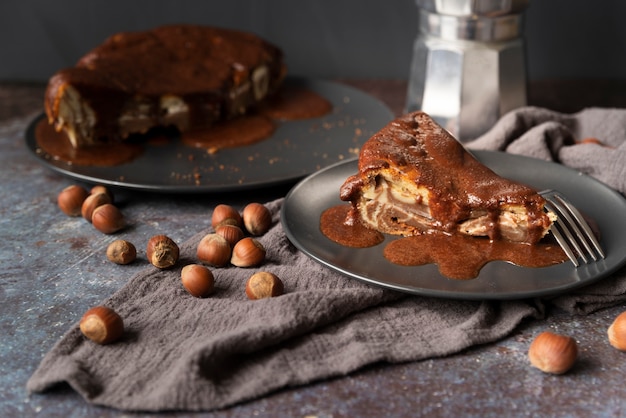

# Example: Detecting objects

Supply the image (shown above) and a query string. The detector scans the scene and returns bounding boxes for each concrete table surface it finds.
[2,80,626,418]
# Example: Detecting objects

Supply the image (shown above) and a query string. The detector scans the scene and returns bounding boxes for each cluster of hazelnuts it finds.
[57,184,125,234]
[57,184,283,345]
[140,202,283,301]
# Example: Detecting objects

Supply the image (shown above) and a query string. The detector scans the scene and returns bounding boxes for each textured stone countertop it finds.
[2,79,626,418]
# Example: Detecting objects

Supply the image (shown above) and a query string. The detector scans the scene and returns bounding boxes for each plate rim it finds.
[281,151,626,300]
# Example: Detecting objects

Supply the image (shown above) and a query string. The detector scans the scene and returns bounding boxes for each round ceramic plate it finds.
[25,78,393,193]
[281,151,626,300]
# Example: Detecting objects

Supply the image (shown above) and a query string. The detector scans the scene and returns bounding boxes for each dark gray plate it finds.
[281,151,626,300]
[25,78,393,193]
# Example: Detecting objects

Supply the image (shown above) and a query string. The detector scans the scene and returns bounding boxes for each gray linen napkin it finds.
[467,106,626,195]
[28,107,626,411]
[26,198,542,411]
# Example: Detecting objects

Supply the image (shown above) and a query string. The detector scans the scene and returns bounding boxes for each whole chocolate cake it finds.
[45,24,286,148]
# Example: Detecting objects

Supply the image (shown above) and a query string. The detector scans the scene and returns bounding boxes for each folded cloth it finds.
[467,106,626,195]
[28,107,626,412]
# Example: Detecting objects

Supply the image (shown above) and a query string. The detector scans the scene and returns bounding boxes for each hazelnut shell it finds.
[242,203,272,236]
[79,306,124,345]
[231,237,266,267]
[146,235,179,269]
[211,204,243,229]
[92,204,125,234]
[106,239,136,264]
[90,185,114,202]
[197,233,231,267]
[215,224,245,247]
[245,272,283,300]
[181,264,215,298]
[81,192,111,222]
[57,185,89,216]
[528,331,578,374]
[608,311,626,351]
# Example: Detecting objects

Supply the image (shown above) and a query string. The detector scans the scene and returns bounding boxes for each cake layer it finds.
[340,111,555,244]
[45,25,286,147]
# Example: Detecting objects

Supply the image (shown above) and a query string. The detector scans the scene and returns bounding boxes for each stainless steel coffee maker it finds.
[405,0,529,142]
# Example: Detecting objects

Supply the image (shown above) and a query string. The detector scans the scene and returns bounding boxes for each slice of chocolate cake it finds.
[44,24,286,148]
[340,111,555,244]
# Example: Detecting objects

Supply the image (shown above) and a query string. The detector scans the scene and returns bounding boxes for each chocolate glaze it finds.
[340,111,552,244]
[383,232,565,280]
[181,115,276,153]
[36,84,332,166]
[35,119,142,167]
[320,205,384,248]
[319,204,567,280]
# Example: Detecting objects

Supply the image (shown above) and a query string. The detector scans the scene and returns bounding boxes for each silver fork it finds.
[540,189,605,267]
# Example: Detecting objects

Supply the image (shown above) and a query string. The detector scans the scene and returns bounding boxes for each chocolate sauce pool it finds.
[181,115,277,153]
[321,205,384,248]
[35,121,143,166]
[36,85,331,166]
[320,204,567,280]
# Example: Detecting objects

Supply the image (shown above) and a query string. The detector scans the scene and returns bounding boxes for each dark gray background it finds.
[1,0,625,82]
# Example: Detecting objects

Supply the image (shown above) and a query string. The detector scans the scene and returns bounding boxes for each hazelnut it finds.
[146,235,179,269]
[528,331,578,374]
[242,203,272,236]
[81,192,111,222]
[215,224,245,247]
[79,306,124,345]
[57,185,89,216]
[90,185,114,202]
[211,204,243,229]
[181,264,215,298]
[92,204,125,234]
[231,237,266,267]
[106,239,136,264]
[197,233,231,267]
[608,311,626,351]
[245,271,283,300]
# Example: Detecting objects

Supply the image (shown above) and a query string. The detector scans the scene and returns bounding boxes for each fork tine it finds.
[541,189,605,267]
[544,198,586,266]
[545,198,590,263]
[553,194,605,259]
[546,220,580,267]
